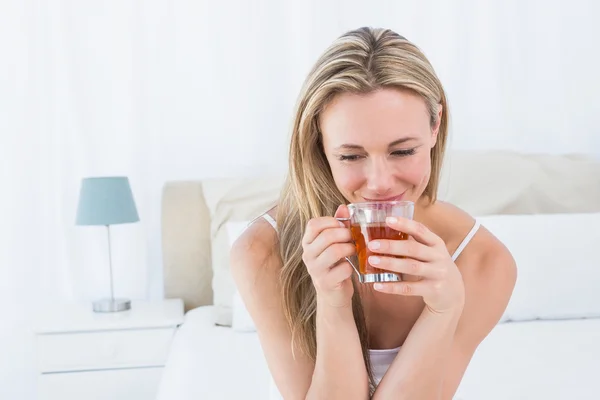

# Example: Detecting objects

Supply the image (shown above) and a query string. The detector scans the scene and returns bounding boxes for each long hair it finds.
[276,27,449,391]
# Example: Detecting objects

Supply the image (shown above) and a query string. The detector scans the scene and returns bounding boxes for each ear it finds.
[430,104,443,148]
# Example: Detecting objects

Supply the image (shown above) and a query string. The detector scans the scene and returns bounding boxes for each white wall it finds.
[1,1,37,398]
[1,0,599,398]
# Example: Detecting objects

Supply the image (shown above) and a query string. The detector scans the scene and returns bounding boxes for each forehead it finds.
[319,88,430,147]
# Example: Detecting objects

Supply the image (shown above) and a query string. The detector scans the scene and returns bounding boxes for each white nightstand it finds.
[34,298,184,400]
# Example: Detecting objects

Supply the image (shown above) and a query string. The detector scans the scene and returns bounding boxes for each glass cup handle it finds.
[336,217,361,278]
[343,256,361,278]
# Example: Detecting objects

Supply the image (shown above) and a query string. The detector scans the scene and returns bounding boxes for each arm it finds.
[369,219,517,400]
[308,299,370,399]
[231,220,369,400]
[438,241,517,399]
[372,305,462,400]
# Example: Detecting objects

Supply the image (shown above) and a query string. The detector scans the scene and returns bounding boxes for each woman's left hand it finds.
[368,216,465,314]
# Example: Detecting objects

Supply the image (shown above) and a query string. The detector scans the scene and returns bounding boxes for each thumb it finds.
[334,204,350,220]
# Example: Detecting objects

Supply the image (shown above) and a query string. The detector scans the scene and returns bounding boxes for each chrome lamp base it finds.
[93,298,131,313]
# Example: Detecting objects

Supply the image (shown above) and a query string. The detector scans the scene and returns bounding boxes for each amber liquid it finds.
[350,223,409,275]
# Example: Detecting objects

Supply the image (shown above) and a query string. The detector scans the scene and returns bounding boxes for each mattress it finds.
[158,306,600,400]
[156,306,272,400]
[457,318,600,400]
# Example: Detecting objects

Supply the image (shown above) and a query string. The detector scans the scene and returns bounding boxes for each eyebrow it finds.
[334,137,417,151]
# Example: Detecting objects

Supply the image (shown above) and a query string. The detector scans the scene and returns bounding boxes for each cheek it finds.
[398,153,431,185]
[330,164,363,192]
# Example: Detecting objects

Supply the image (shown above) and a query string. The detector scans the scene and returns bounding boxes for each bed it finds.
[156,306,273,399]
[156,150,600,400]
[157,306,600,399]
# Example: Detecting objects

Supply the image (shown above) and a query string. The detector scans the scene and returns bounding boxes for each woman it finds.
[231,27,517,400]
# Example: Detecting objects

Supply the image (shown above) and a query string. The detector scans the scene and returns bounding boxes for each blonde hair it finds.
[276,27,449,391]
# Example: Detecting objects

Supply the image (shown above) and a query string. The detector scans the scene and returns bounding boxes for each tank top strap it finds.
[261,213,278,233]
[451,219,480,261]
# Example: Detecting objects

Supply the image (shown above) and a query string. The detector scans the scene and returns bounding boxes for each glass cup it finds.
[338,201,414,283]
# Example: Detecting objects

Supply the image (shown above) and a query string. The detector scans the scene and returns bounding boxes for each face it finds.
[320,88,442,205]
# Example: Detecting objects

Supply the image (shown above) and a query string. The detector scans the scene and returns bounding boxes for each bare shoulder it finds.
[420,201,476,255]
[230,211,315,397]
[428,201,517,345]
[230,215,285,332]
[424,200,515,274]
[230,215,281,291]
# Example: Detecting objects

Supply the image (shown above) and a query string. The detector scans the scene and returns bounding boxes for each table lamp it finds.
[75,176,140,312]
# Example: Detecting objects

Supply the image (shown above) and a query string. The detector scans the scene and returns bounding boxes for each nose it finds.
[365,157,394,195]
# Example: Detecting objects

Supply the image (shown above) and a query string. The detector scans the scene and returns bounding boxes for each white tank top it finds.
[260,213,480,389]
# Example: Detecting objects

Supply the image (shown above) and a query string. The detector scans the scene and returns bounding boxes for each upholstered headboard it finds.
[161,150,600,326]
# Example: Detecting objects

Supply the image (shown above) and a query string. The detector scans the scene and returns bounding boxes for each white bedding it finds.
[458,318,600,400]
[158,304,600,400]
[156,306,272,400]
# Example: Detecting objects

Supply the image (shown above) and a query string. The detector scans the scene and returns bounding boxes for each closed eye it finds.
[338,148,416,161]
[391,148,416,157]
[338,154,363,161]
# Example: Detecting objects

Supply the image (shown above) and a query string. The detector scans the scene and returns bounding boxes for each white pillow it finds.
[226,220,251,248]
[226,221,258,332]
[203,177,284,327]
[478,212,600,323]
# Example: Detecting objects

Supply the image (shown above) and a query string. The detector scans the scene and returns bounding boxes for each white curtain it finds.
[1,0,599,398]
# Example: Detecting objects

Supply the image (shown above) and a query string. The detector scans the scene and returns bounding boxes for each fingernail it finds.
[368,241,380,250]
[369,256,380,265]
[386,217,398,224]
[374,283,383,290]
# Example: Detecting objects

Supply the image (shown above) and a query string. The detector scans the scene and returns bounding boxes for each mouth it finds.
[362,191,407,202]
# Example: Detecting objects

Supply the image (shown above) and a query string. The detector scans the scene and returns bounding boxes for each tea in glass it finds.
[344,201,414,283]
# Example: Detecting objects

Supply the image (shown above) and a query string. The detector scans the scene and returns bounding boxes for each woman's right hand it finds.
[301,205,356,308]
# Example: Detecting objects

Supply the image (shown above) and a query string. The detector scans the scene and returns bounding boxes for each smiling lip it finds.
[362,192,406,202]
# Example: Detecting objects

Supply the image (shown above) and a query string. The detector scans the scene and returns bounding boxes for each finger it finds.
[326,260,355,284]
[373,280,431,297]
[385,217,442,247]
[368,256,440,279]
[303,217,345,245]
[368,238,435,262]
[334,204,350,220]
[306,227,353,259]
[314,242,356,271]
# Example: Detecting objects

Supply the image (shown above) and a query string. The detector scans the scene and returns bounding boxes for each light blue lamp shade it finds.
[75,177,140,226]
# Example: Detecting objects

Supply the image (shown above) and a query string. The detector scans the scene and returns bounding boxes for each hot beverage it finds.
[350,223,409,275]
[342,200,414,283]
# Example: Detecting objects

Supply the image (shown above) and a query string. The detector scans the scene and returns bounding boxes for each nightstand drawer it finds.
[37,328,176,373]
